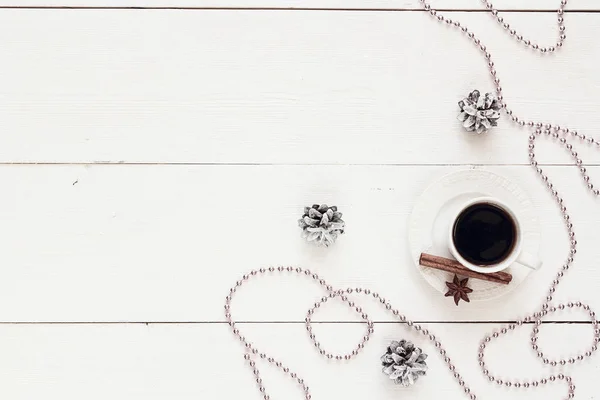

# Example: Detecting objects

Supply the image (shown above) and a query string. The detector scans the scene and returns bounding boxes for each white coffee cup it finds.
[448,197,541,274]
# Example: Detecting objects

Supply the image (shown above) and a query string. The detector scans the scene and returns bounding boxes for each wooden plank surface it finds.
[0,0,598,11]
[1,3,599,400]
[0,10,599,165]
[0,323,597,399]
[0,165,597,322]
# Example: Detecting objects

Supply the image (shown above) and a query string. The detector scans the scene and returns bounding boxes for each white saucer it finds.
[408,169,541,301]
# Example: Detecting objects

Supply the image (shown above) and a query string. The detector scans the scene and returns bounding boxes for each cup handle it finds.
[516,251,542,270]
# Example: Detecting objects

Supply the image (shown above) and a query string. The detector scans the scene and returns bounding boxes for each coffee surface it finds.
[452,203,516,266]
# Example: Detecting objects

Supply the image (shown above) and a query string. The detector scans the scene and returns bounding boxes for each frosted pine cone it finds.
[381,340,428,387]
[298,204,345,247]
[457,90,501,134]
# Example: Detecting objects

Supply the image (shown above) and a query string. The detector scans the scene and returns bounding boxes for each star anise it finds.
[445,275,473,306]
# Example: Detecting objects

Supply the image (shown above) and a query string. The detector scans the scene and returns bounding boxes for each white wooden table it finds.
[0,1,599,399]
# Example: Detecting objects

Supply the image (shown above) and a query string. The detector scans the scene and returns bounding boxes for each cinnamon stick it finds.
[419,253,513,285]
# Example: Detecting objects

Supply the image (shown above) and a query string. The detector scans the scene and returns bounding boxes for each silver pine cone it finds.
[298,204,345,247]
[457,89,501,134]
[381,340,428,387]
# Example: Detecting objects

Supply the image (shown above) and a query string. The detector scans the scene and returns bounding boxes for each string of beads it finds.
[226,1,600,398]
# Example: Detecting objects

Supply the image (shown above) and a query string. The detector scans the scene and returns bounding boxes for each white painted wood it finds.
[1,0,598,11]
[0,10,599,164]
[0,323,597,399]
[0,165,597,322]
[0,4,599,400]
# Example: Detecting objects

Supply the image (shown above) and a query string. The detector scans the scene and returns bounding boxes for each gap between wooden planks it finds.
[0,0,599,11]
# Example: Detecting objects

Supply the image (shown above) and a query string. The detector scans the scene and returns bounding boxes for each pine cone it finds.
[298,204,345,247]
[457,89,501,134]
[381,340,428,387]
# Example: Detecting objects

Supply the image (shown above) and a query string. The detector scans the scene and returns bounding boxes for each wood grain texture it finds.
[1,4,599,400]
[0,165,597,322]
[0,0,598,11]
[0,323,597,399]
[0,10,599,164]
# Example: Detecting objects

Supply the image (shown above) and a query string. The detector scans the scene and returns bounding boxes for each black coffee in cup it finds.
[452,202,517,266]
